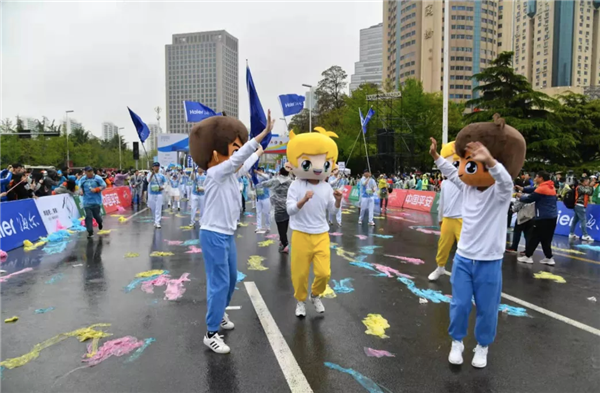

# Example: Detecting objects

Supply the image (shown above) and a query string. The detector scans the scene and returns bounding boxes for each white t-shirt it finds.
[435,156,513,261]
[202,139,259,235]
[287,179,338,234]
[437,179,463,222]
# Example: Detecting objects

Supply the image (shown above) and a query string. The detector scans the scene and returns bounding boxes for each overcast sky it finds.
[2,0,381,146]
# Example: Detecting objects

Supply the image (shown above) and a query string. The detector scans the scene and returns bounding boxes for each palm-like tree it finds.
[71,127,91,145]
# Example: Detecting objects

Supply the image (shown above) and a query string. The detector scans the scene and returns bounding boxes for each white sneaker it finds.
[582,235,594,242]
[220,313,234,330]
[203,333,230,354]
[448,340,464,365]
[569,233,578,239]
[368,221,375,226]
[428,266,446,281]
[337,222,342,227]
[540,258,555,266]
[156,223,161,229]
[358,220,363,225]
[295,301,306,317]
[310,294,325,313]
[517,255,533,264]
[472,344,488,368]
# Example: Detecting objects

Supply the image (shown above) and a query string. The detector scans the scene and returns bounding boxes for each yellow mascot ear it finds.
[313,126,339,139]
[289,130,296,140]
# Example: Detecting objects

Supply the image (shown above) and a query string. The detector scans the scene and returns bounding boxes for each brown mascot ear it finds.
[455,113,526,179]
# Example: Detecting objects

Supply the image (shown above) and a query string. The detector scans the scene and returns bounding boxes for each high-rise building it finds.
[165,30,239,134]
[146,123,162,152]
[383,0,500,101]
[61,118,82,135]
[102,122,119,141]
[512,0,600,93]
[350,23,384,91]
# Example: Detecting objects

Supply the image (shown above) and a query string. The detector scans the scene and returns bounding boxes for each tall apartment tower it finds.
[383,0,500,101]
[165,30,239,134]
[350,23,384,91]
[513,0,600,92]
[146,123,162,152]
[102,122,118,141]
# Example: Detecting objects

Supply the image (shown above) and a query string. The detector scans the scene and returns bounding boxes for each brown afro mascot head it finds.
[189,116,248,170]
[454,113,526,188]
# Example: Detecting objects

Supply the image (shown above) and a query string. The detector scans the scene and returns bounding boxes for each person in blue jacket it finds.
[78,166,107,238]
[1,164,24,202]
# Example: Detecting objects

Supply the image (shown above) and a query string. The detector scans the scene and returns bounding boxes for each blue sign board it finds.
[554,202,600,241]
[0,199,48,251]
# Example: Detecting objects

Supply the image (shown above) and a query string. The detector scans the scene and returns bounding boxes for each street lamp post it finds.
[302,84,312,132]
[65,110,74,168]
[117,127,124,170]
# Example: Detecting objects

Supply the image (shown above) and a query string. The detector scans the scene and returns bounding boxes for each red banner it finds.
[387,189,408,208]
[102,186,132,213]
[402,190,437,212]
[342,185,353,200]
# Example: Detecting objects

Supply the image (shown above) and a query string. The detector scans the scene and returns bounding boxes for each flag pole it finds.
[278,96,290,131]
[345,128,362,168]
[362,123,371,174]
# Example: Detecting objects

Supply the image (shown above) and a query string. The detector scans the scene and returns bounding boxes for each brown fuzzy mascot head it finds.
[189,116,249,170]
[454,113,526,188]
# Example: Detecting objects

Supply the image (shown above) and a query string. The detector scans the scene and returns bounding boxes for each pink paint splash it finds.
[165,273,191,300]
[355,235,368,240]
[139,273,191,301]
[364,347,395,358]
[55,221,66,231]
[0,267,34,283]
[0,249,7,263]
[383,254,425,265]
[415,228,441,235]
[116,206,126,213]
[329,232,343,236]
[265,234,279,239]
[82,336,144,366]
[373,263,414,279]
[389,216,418,223]
[251,222,257,225]
[185,246,202,254]
[164,240,183,245]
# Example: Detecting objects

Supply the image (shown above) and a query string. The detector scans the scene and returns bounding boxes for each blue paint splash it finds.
[409,225,441,230]
[576,244,600,252]
[182,239,200,246]
[43,241,68,255]
[499,304,529,317]
[359,246,381,255]
[46,230,71,242]
[45,273,65,284]
[372,234,393,239]
[332,278,354,294]
[124,271,169,293]
[324,362,385,393]
[34,307,55,314]
[125,338,156,363]
[353,255,367,263]
[397,277,450,304]
[350,261,378,272]
[237,271,246,282]
[137,218,155,223]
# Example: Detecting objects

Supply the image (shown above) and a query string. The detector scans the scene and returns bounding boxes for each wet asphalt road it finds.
[1,200,600,393]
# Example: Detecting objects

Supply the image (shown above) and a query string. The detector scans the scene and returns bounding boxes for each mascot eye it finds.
[452,160,460,168]
[301,160,312,171]
[324,161,331,172]
[465,161,478,174]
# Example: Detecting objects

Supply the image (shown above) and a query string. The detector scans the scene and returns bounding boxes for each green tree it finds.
[70,127,91,145]
[315,65,348,117]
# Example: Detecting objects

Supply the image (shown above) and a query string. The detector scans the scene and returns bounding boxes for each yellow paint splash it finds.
[0,323,111,369]
[322,284,337,298]
[342,211,351,215]
[110,214,124,217]
[149,251,174,257]
[4,316,19,323]
[374,216,384,220]
[180,225,194,230]
[237,234,243,238]
[248,255,268,271]
[97,230,112,235]
[23,240,46,251]
[124,252,139,258]
[238,223,249,227]
[533,271,566,283]
[336,247,355,262]
[362,314,390,338]
[118,216,127,223]
[258,240,274,247]
[175,214,186,218]
[552,247,585,255]
[136,269,166,278]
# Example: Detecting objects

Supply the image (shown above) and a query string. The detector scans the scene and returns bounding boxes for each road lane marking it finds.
[245,282,313,392]
[508,242,600,265]
[443,271,600,337]
[225,306,241,310]
[123,207,149,222]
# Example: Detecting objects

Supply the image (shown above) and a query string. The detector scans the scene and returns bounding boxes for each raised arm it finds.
[465,141,514,200]
[430,138,464,191]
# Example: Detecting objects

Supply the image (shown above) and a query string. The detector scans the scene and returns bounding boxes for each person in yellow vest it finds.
[421,174,429,191]
[429,141,463,281]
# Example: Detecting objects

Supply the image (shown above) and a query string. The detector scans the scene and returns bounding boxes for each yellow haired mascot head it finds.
[286,127,338,181]
[440,140,461,168]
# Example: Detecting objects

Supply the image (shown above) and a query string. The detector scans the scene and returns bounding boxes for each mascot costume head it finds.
[454,113,526,188]
[286,127,339,181]
[440,140,461,168]
[189,116,249,170]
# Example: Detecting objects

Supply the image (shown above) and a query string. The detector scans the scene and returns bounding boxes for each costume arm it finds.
[286,181,301,216]
[434,157,464,191]
[438,183,445,223]
[488,162,513,201]
[211,139,260,180]
[236,153,259,178]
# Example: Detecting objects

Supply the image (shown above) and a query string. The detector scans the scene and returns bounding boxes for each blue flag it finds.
[247,65,271,184]
[279,94,305,116]
[183,101,218,122]
[360,107,375,134]
[127,107,151,143]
